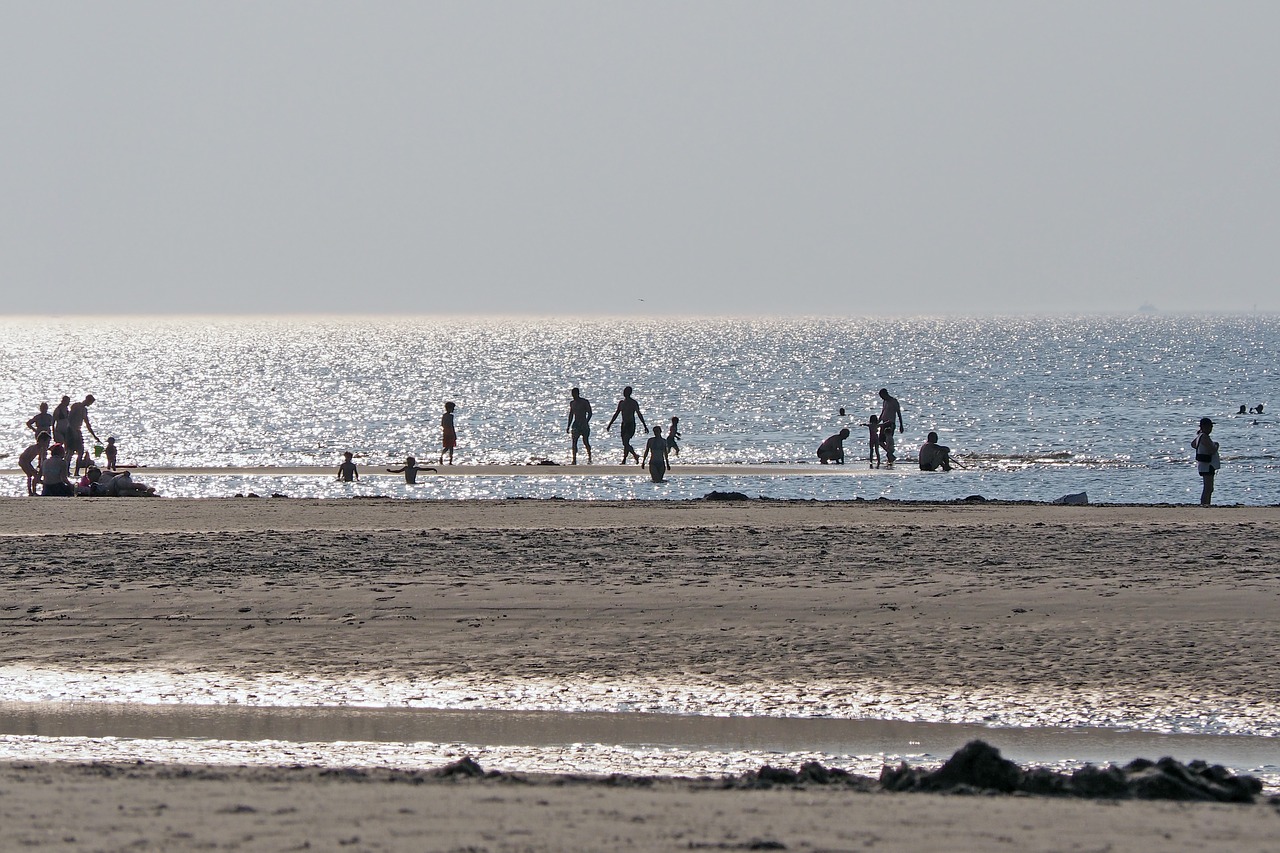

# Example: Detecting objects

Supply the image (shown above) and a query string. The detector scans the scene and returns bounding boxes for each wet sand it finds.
[2,498,1279,849]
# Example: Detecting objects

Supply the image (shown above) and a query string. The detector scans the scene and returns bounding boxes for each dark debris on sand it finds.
[33,740,1266,804]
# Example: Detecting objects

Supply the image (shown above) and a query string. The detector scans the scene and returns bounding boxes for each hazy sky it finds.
[3,1,1277,316]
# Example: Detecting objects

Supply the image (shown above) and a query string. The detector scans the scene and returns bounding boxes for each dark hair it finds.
[1199,417,1213,431]
[928,431,939,442]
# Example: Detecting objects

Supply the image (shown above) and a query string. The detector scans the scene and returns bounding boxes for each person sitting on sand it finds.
[817,428,850,464]
[41,446,74,497]
[337,451,359,482]
[19,431,51,496]
[388,455,437,484]
[918,432,953,472]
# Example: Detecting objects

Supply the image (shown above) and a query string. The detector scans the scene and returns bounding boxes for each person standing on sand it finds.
[65,395,101,475]
[51,395,71,447]
[1192,417,1221,506]
[567,387,593,464]
[337,451,359,482]
[606,386,647,465]
[877,388,905,464]
[641,425,668,483]
[866,415,881,468]
[440,401,457,465]
[19,432,51,496]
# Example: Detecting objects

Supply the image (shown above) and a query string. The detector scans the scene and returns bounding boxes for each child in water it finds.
[665,416,681,466]
[387,455,437,484]
[867,414,882,468]
[336,451,359,482]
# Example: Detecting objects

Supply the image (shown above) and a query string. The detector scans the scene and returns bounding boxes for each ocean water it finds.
[2,314,1276,503]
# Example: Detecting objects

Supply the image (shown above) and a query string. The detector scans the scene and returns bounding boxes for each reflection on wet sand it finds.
[1,701,1277,788]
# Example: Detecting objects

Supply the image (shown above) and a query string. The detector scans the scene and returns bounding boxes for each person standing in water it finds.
[336,451,359,482]
[877,388,905,463]
[641,425,668,483]
[388,455,436,484]
[440,401,457,465]
[665,416,682,466]
[567,387,593,464]
[606,386,647,465]
[1192,417,1221,506]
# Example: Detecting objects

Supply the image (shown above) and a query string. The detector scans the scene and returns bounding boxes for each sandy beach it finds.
[2,497,1279,850]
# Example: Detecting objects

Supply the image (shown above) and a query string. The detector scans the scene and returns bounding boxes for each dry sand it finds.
[2,497,1279,850]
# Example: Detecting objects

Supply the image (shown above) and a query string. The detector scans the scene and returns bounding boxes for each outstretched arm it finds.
[606,403,622,430]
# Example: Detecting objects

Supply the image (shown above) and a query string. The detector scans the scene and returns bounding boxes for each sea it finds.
[2,313,1276,503]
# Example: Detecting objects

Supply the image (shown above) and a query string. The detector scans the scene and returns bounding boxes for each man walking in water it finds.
[878,388,905,464]
[607,386,647,465]
[567,387,593,464]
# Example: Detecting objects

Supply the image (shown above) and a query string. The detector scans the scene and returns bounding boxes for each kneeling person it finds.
[817,428,851,464]
[919,432,952,472]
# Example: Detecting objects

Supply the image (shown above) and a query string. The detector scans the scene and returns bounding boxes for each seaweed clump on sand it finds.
[874,740,1263,802]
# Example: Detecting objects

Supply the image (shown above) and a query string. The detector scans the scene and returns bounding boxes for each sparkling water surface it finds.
[2,314,1276,502]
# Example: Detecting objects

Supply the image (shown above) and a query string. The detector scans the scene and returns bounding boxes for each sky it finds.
[2,1,1277,317]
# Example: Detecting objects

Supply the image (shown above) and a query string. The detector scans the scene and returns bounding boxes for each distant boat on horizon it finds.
[1138,303,1157,314]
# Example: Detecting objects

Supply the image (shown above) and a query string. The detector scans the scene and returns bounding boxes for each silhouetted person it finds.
[440,401,457,465]
[1192,417,1220,506]
[606,386,647,465]
[388,455,436,484]
[641,425,668,483]
[567,387,593,464]
[866,415,881,467]
[26,402,54,436]
[337,451,359,482]
[65,395,101,475]
[918,432,953,472]
[817,428,850,464]
[878,388,905,463]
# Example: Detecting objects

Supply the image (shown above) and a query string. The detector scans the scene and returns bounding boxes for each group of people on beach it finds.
[566,386,681,482]
[818,388,950,470]
[17,395,155,497]
[337,386,684,485]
